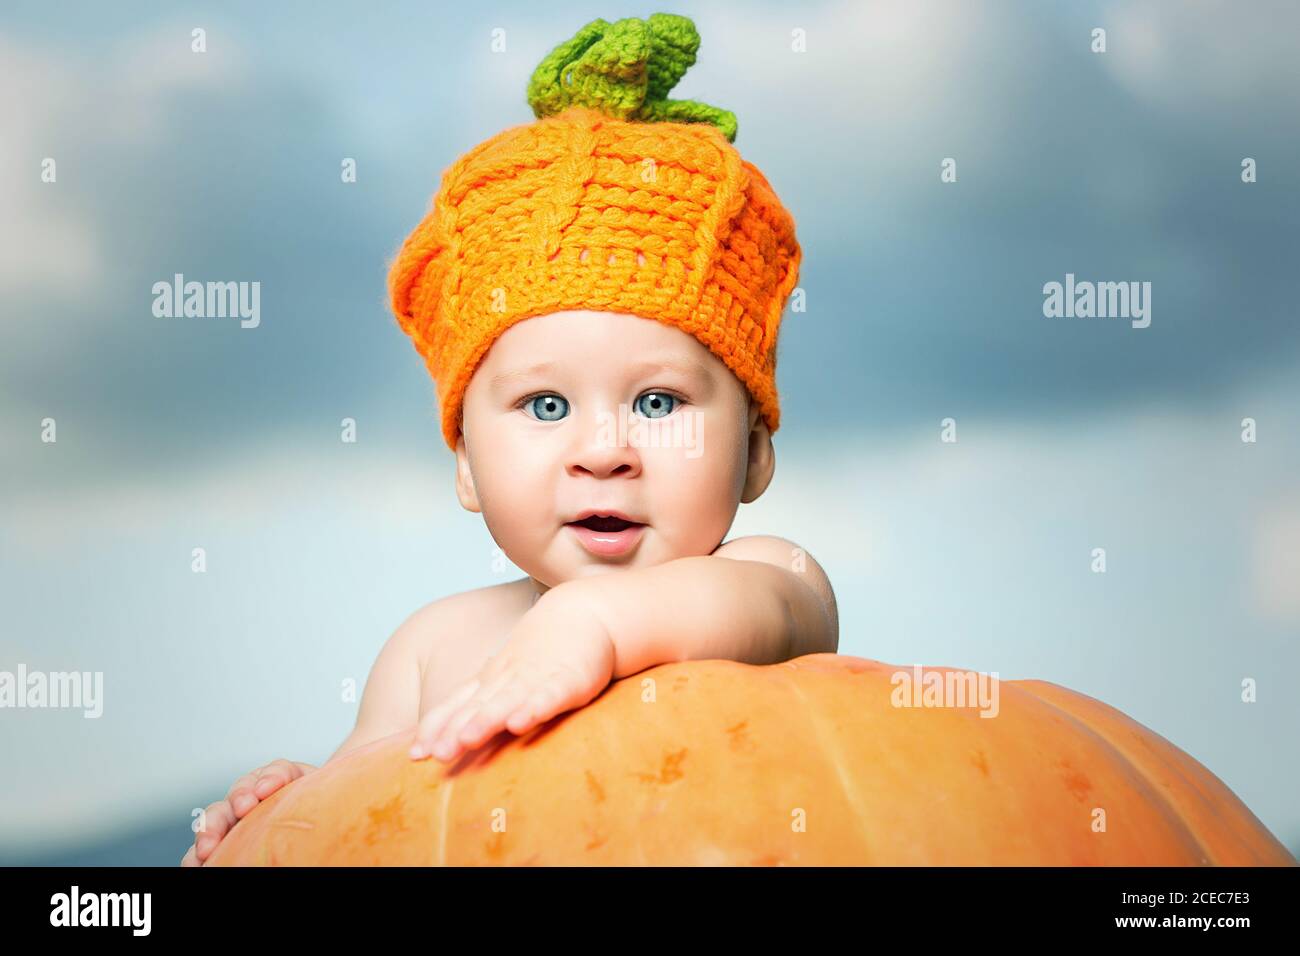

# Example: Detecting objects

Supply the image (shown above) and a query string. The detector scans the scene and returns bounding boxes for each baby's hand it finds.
[410,590,614,763]
[180,758,315,866]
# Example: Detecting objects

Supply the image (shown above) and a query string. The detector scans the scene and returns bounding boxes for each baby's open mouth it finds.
[567,515,644,532]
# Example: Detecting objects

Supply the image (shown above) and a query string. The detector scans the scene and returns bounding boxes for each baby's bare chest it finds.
[415,596,528,715]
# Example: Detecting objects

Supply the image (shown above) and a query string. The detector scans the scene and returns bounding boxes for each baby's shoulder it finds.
[397,578,533,662]
[406,577,532,624]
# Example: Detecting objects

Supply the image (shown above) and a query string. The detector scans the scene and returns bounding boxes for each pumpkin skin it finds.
[205,655,1295,866]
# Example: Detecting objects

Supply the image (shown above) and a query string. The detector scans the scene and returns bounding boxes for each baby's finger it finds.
[252,776,283,798]
[435,678,514,757]
[225,772,259,814]
[505,696,547,734]
[516,682,568,729]
[269,757,308,779]
[430,700,490,760]
[255,758,296,782]
[250,760,297,799]
[194,801,237,861]
[227,770,273,816]
[415,669,519,758]
[198,800,236,839]
[430,671,531,758]
[410,679,480,759]
[457,679,535,748]
[180,845,199,867]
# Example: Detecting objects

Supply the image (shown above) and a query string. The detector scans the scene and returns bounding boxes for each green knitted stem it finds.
[526,13,738,143]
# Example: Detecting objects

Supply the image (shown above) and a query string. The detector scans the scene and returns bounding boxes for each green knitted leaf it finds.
[526,13,738,143]
[644,12,698,102]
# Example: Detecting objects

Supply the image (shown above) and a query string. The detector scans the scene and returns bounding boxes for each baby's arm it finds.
[410,537,836,762]
[586,534,838,679]
[323,604,430,762]
[183,605,430,865]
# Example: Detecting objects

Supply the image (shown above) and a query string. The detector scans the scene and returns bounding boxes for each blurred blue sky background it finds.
[1,0,1296,864]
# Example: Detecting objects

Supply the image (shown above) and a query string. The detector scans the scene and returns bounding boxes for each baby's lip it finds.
[564,509,647,526]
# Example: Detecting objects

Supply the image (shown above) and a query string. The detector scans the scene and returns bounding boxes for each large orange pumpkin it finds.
[206,655,1294,866]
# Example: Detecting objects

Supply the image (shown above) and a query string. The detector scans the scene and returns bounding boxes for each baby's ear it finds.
[741,413,775,504]
[453,434,482,513]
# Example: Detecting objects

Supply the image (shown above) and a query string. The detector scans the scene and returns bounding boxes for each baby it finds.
[182,12,837,867]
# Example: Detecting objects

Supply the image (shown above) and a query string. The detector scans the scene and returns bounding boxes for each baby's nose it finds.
[565,407,641,477]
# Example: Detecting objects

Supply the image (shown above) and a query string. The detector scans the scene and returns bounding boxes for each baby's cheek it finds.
[480,492,544,557]
[655,461,742,556]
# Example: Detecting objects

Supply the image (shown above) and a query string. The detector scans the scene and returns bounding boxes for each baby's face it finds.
[455,310,773,587]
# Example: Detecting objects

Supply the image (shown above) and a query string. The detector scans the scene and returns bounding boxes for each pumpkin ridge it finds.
[434,774,454,866]
[1011,680,1239,864]
[586,680,631,863]
[784,671,874,862]
[1018,679,1291,864]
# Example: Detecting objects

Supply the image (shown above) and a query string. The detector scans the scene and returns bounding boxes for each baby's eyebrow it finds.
[624,358,713,383]
[489,358,712,395]
[489,361,559,395]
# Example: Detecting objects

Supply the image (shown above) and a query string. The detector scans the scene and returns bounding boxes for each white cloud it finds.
[0,38,104,299]
[0,22,250,305]
[1251,494,1300,623]
[1101,0,1300,112]
[699,0,980,133]
[2,434,454,558]
[101,20,249,144]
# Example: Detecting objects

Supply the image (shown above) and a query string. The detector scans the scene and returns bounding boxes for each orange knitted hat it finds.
[387,13,801,452]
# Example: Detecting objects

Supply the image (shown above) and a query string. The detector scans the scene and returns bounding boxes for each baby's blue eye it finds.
[635,391,678,419]
[525,394,569,421]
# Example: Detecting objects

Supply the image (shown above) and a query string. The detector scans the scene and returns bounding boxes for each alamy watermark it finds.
[152,273,260,328]
[0,664,103,718]
[50,886,150,935]
[596,405,703,458]
[890,664,1000,718]
[1042,273,1151,328]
